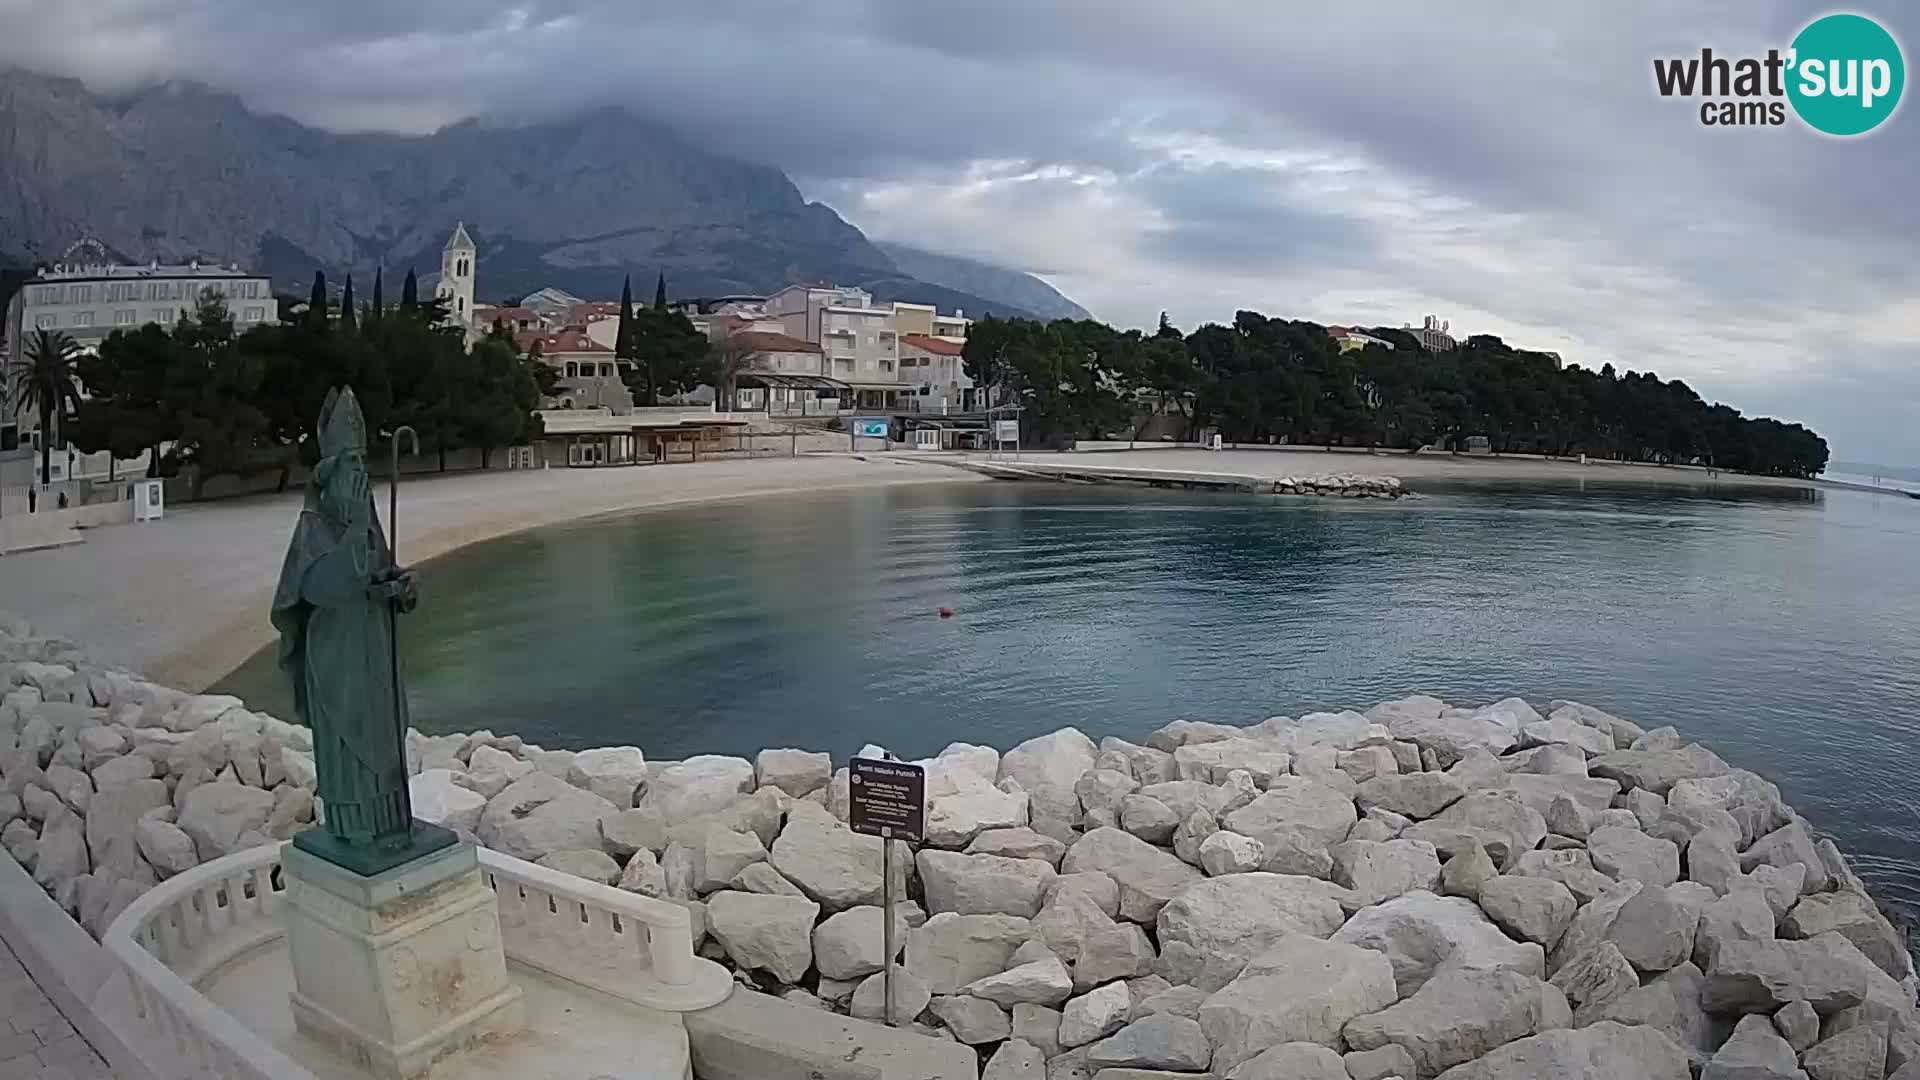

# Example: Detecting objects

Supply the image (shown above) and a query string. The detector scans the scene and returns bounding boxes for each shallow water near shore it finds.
[219,479,1920,919]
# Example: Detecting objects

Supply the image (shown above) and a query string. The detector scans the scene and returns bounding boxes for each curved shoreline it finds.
[0,455,982,692]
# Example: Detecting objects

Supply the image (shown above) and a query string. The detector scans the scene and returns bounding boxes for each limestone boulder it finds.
[639,755,754,821]
[686,825,768,894]
[459,745,532,800]
[616,849,665,897]
[1033,888,1117,965]
[981,1039,1044,1080]
[848,969,932,1022]
[1355,772,1467,820]
[925,771,1030,849]
[1170,808,1217,865]
[1330,838,1442,905]
[134,817,198,878]
[768,806,907,912]
[1668,772,1790,848]
[598,807,668,857]
[1401,790,1547,871]
[1197,933,1398,1071]
[1801,1023,1886,1080]
[1074,769,1138,820]
[176,781,275,861]
[1588,747,1729,796]
[1073,921,1157,991]
[964,956,1074,1007]
[83,779,168,862]
[728,861,801,896]
[1343,967,1573,1078]
[918,850,1056,918]
[1084,1013,1211,1072]
[1550,942,1640,1017]
[1477,875,1576,948]
[1059,982,1132,1048]
[1196,830,1263,877]
[1117,795,1178,844]
[1223,778,1358,851]
[1171,739,1290,785]
[535,848,620,885]
[807,905,904,981]
[1061,828,1205,924]
[970,827,1068,866]
[1783,890,1909,981]
[754,748,831,797]
[1580,962,1720,1070]
[1331,890,1546,997]
[1701,933,1873,1015]
[1156,873,1351,990]
[32,807,89,891]
[1013,1003,1062,1057]
[1385,708,1520,766]
[1232,1041,1351,1080]
[1702,1013,1809,1079]
[906,912,1034,994]
[929,995,1011,1044]
[999,728,1098,825]
[1740,822,1831,895]
[705,890,819,984]
[1604,883,1699,974]
[1512,847,1616,904]
[1146,720,1244,753]
[1495,774,1621,819]
[90,754,156,791]
[410,768,486,835]
[1432,1020,1691,1079]
[477,773,616,861]
[1587,825,1681,888]
[1441,842,1498,900]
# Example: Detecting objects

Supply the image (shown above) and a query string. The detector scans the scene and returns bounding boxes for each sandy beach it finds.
[0,454,979,692]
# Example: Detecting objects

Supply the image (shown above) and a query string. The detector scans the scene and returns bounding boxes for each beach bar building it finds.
[532,408,753,467]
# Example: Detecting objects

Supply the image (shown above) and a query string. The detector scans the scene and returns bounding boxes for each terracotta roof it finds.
[728,330,821,354]
[575,301,624,318]
[530,327,611,354]
[902,334,964,356]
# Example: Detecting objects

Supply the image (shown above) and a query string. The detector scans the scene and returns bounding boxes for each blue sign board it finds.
[856,418,889,439]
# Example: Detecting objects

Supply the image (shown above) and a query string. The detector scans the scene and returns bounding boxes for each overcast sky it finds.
[4,1,1915,464]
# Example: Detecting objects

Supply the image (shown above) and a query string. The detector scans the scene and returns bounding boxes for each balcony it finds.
[100,842,731,1080]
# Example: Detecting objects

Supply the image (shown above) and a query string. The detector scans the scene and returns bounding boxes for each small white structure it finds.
[133,479,165,522]
[435,223,477,329]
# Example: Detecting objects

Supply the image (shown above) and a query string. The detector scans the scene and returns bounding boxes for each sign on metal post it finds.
[993,419,1019,443]
[849,756,924,1027]
[856,418,889,440]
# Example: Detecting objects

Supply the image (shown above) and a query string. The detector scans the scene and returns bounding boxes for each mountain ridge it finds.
[0,68,1084,319]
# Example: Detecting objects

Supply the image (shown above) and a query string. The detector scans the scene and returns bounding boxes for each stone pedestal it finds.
[283,840,524,1079]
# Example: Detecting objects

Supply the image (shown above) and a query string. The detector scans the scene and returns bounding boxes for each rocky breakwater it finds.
[3,611,1917,1079]
[1273,474,1404,498]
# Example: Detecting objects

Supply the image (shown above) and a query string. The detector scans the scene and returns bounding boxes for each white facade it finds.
[436,222,477,328]
[1409,314,1457,352]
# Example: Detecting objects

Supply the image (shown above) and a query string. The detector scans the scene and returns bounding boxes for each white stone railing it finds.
[102,842,731,1080]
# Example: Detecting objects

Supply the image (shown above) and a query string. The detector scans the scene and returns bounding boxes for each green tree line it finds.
[59,273,554,495]
[963,311,1829,478]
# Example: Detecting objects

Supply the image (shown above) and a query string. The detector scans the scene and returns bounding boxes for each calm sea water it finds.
[219,480,1920,915]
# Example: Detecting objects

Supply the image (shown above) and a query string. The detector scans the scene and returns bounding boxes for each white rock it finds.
[1401,790,1548,871]
[83,779,168,863]
[1604,883,1700,974]
[1330,890,1546,997]
[176,782,275,861]
[1549,941,1639,1016]
[1701,1012,1807,1080]
[1477,874,1576,948]
[925,770,1030,849]
[563,746,647,807]
[1197,933,1397,1071]
[928,994,1011,1044]
[1171,808,1219,865]
[1172,739,1290,785]
[1588,825,1681,888]
[280,747,317,789]
[969,828,1067,866]
[690,826,769,894]
[1072,920,1157,991]
[1074,769,1139,819]
[1197,831,1264,877]
[965,956,1074,1007]
[1740,821,1831,895]
[754,748,831,797]
[1118,795,1180,844]
[1156,873,1351,991]
[813,905,908,980]
[1232,1041,1352,1080]
[90,754,155,790]
[1343,966,1573,1078]
[616,849,666,896]
[410,768,486,835]
[1061,828,1206,924]
[1520,717,1615,756]
[849,969,931,1022]
[32,808,89,891]
[1059,982,1132,1048]
[705,890,819,984]
[639,755,754,821]
[1700,932,1875,1015]
[1224,777,1358,850]
[1330,838,1442,905]
[1012,1004,1062,1057]
[980,1039,1045,1080]
[477,773,618,861]
[459,745,532,800]
[906,912,1033,994]
[1356,772,1467,820]
[535,848,620,885]
[999,728,1098,825]
[1432,1020,1690,1079]
[135,816,198,878]
[597,807,667,857]
[1783,889,1909,981]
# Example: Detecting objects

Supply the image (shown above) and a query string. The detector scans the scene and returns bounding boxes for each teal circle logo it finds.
[1787,13,1905,136]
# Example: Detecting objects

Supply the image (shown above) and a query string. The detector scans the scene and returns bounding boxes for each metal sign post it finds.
[848,756,925,1027]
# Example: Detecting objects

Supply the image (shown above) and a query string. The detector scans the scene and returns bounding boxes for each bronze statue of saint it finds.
[272,386,454,875]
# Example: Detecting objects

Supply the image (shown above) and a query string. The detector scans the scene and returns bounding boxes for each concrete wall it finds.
[685,989,977,1080]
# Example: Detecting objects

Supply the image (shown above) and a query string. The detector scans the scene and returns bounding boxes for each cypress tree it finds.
[339,274,357,332]
[369,267,384,324]
[401,268,419,311]
[308,271,328,324]
[653,271,667,310]
[615,275,635,360]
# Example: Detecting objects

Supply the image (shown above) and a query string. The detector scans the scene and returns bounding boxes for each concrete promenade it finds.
[0,938,113,1080]
[0,454,977,692]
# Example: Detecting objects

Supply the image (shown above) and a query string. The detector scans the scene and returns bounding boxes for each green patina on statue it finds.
[273,386,455,876]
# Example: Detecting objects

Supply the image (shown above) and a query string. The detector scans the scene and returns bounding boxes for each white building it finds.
[765,285,906,409]
[1408,314,1457,352]
[899,334,976,413]
[2,254,275,468]
[435,222,477,329]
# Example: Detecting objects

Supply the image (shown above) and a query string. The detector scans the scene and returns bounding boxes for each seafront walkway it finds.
[0,938,114,1080]
[0,454,973,691]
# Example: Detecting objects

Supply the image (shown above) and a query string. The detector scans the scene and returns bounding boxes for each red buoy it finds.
[939,607,954,619]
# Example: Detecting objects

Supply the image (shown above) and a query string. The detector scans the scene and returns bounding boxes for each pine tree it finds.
[653,271,667,311]
[369,267,384,325]
[339,274,357,332]
[308,271,328,324]
[615,275,635,360]
[401,268,419,311]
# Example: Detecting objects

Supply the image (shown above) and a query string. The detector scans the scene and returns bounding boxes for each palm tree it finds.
[8,329,85,485]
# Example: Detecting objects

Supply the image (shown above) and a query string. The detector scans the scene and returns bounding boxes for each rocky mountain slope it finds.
[876,242,1092,322]
[0,69,1080,318]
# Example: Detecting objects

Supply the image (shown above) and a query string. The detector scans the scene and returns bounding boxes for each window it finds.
[457,297,465,312]
[242,306,265,322]
[71,285,92,304]
[601,363,614,377]
[150,308,171,323]
[146,283,163,301]
[565,362,578,378]
[33,314,55,329]
[880,360,893,373]
[115,309,136,325]
[71,311,93,327]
